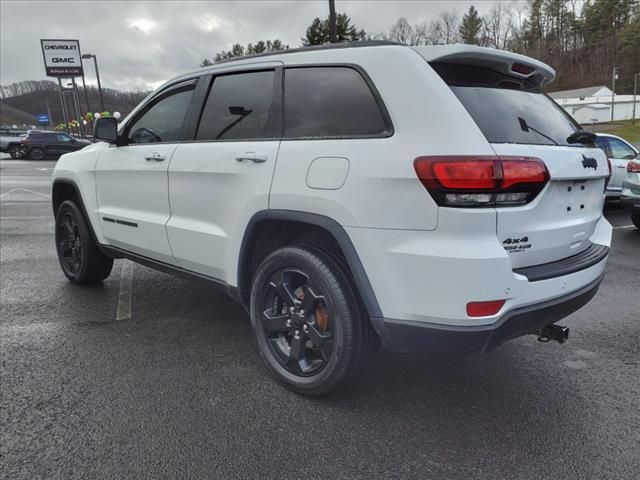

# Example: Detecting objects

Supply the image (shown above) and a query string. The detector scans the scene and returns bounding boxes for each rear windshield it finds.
[431,63,580,146]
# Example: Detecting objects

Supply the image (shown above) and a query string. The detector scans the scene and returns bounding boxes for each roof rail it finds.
[214,40,403,65]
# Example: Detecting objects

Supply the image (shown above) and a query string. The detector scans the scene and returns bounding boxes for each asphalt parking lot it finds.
[1,156,639,479]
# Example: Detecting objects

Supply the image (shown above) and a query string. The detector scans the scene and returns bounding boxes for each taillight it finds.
[414,156,549,208]
[466,300,506,317]
[627,161,640,173]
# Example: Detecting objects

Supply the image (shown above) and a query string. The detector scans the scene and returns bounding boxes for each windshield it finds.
[432,62,580,146]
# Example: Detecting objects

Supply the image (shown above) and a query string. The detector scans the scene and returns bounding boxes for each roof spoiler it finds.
[412,45,555,87]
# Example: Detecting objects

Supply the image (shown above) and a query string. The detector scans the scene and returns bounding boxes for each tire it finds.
[28,147,45,160]
[250,245,378,396]
[55,200,113,284]
[632,213,640,229]
[8,145,22,159]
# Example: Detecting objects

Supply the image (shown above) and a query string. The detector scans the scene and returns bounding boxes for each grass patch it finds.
[591,120,640,145]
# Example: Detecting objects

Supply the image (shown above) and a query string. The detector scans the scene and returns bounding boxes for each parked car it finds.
[620,159,640,228]
[0,133,26,158]
[595,133,639,198]
[51,42,612,395]
[20,130,90,160]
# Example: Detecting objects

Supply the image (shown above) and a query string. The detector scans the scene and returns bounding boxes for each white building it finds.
[549,85,639,125]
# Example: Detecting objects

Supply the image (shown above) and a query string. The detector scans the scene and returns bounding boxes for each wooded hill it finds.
[0,80,148,126]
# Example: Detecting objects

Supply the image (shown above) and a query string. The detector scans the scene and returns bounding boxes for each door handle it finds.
[235,152,267,163]
[615,165,626,169]
[145,152,165,162]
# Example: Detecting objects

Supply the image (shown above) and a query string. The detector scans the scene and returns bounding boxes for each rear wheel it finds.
[632,213,640,229]
[250,245,377,396]
[28,147,44,160]
[55,200,113,284]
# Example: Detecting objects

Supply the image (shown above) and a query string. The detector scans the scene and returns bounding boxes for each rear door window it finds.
[432,63,580,146]
[284,67,389,138]
[196,70,276,141]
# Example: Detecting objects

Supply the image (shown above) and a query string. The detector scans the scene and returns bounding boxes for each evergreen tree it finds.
[210,39,288,63]
[459,6,483,45]
[302,13,366,45]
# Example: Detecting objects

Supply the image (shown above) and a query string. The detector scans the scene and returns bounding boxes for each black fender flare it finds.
[237,209,384,323]
[51,178,101,246]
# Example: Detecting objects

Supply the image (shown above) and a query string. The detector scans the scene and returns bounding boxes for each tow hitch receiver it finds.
[536,324,570,344]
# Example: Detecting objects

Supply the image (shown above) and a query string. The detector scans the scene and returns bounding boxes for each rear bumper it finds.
[377,272,604,355]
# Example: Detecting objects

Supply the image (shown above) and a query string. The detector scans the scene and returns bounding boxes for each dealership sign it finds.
[40,39,83,77]
[36,113,50,125]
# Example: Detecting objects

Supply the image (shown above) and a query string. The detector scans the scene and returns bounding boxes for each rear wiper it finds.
[566,130,597,145]
[518,117,559,146]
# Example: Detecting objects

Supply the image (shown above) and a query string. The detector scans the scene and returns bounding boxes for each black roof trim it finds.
[214,40,403,65]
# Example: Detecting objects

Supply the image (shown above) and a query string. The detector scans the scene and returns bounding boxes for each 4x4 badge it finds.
[581,155,597,170]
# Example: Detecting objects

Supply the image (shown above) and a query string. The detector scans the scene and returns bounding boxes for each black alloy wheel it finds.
[8,145,23,159]
[261,268,334,376]
[56,210,83,275]
[250,245,379,396]
[54,200,114,284]
[29,147,45,160]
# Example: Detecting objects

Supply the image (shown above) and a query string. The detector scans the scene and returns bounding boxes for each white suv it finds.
[51,42,612,395]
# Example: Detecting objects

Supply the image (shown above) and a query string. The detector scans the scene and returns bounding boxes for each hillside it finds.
[0,80,149,127]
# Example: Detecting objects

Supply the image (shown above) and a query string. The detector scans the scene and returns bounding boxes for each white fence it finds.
[554,95,639,124]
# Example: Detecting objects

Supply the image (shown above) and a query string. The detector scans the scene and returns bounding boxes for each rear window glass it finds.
[432,63,580,146]
[284,67,388,138]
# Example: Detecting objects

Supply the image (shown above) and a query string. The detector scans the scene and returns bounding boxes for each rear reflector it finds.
[466,300,506,317]
[628,161,640,173]
[414,156,549,208]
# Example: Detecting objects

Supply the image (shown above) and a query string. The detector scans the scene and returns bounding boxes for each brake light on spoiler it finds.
[414,156,549,208]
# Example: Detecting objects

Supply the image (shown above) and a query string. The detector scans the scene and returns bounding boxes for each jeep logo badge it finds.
[581,155,598,170]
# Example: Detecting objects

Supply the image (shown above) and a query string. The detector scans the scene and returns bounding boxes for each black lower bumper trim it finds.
[513,243,609,282]
[376,272,605,355]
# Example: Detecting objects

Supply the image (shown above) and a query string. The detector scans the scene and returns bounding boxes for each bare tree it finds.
[441,10,460,44]
[386,17,428,45]
[483,2,515,49]
[427,10,460,45]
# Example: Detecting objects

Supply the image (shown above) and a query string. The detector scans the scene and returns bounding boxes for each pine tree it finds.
[459,6,483,45]
[302,13,366,45]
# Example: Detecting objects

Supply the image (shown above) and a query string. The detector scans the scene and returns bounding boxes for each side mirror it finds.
[94,117,118,144]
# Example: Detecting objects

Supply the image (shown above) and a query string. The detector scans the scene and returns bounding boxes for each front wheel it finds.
[55,200,114,284]
[632,213,640,229]
[250,245,378,396]
[8,145,23,159]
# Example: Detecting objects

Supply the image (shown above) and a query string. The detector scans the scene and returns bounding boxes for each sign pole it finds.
[57,77,70,134]
[633,72,638,126]
[71,77,85,138]
[81,73,91,121]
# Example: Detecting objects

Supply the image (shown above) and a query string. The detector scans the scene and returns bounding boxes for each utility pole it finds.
[329,0,337,43]
[633,72,638,126]
[611,66,618,123]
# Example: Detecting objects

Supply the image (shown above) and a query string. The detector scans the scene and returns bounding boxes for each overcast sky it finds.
[0,0,522,92]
